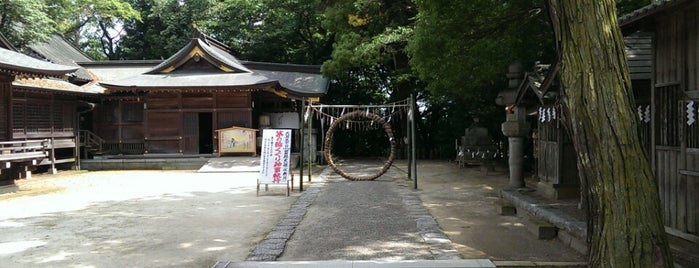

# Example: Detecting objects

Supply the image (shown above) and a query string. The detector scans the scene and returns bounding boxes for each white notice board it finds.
[259,129,292,184]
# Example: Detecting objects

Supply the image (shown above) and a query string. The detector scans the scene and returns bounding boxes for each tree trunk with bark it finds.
[546,1,673,266]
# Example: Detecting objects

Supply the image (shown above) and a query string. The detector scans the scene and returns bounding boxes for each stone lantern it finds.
[496,63,530,189]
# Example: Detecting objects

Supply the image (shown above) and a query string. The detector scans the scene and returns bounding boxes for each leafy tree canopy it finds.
[408,0,554,100]
[0,0,54,47]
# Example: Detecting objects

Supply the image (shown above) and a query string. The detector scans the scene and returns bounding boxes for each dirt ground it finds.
[413,161,585,262]
[0,161,586,268]
[0,170,298,268]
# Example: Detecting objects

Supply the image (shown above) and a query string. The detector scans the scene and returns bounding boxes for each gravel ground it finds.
[0,170,298,268]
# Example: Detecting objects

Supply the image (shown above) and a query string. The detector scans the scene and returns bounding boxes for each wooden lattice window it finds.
[655,85,681,146]
[121,102,144,123]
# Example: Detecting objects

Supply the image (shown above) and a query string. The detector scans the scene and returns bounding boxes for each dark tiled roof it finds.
[99,29,329,98]
[99,71,276,91]
[13,77,101,95]
[27,34,94,82]
[619,0,687,26]
[245,61,329,96]
[0,47,78,77]
[146,34,251,74]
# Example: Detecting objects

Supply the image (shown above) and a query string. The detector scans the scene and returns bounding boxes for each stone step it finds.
[493,261,588,268]
[494,199,517,216]
[527,217,558,240]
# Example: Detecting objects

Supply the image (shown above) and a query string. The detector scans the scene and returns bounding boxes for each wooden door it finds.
[183,112,198,154]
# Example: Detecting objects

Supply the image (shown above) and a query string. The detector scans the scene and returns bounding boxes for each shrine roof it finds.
[243,61,329,97]
[619,0,688,29]
[99,71,277,91]
[12,77,102,95]
[27,34,94,81]
[97,29,329,98]
[0,47,78,77]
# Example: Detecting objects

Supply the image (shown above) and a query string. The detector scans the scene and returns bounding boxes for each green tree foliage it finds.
[45,0,141,60]
[118,0,170,60]
[0,0,54,47]
[408,0,554,100]
[406,1,553,157]
[214,0,332,64]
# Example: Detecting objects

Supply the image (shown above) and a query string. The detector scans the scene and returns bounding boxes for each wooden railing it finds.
[103,142,145,155]
[79,130,105,154]
[0,139,49,168]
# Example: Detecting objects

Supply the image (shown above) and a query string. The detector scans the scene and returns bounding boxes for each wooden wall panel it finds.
[147,92,180,109]
[688,12,698,91]
[217,111,252,129]
[538,141,559,183]
[216,92,250,108]
[146,112,180,137]
[656,148,682,230]
[121,126,144,140]
[686,151,698,235]
[146,140,180,154]
[0,83,9,140]
[182,93,213,109]
[655,17,683,85]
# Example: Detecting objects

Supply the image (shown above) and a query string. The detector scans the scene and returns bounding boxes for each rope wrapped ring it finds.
[323,110,396,181]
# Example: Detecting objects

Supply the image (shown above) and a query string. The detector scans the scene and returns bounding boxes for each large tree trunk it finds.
[547,1,673,266]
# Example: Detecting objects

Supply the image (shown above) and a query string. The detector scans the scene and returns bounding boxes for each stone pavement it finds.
[216,159,587,267]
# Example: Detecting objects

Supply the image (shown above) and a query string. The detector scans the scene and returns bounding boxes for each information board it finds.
[217,127,257,155]
[259,129,292,184]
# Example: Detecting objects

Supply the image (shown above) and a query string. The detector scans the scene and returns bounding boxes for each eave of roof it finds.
[619,0,688,28]
[98,71,278,92]
[13,77,102,95]
[0,47,78,77]
[242,61,329,96]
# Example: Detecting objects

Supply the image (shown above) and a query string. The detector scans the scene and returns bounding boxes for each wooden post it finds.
[410,94,418,189]
[307,103,313,182]
[299,99,305,192]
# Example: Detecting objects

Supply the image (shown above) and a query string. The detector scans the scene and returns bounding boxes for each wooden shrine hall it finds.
[0,29,329,183]
[93,29,329,156]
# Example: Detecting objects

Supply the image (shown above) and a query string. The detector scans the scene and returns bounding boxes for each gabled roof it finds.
[98,29,329,99]
[26,34,94,82]
[0,47,78,78]
[146,29,251,74]
[514,63,557,107]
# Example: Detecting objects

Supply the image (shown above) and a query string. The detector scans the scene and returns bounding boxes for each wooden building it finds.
[620,0,699,264]
[0,33,94,184]
[513,31,653,200]
[512,1,698,264]
[92,29,328,156]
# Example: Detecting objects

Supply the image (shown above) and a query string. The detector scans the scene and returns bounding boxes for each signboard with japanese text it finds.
[259,129,292,184]
[217,127,257,155]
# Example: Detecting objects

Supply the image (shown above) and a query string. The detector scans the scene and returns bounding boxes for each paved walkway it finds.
[217,159,587,267]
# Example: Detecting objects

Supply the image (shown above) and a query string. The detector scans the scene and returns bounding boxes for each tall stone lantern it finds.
[495,63,530,189]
